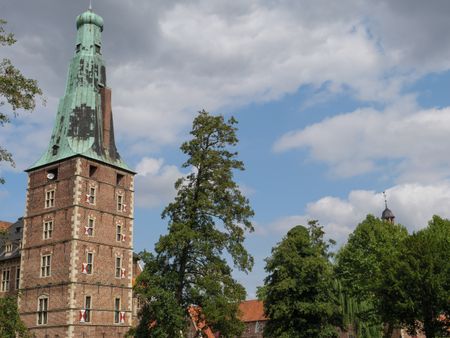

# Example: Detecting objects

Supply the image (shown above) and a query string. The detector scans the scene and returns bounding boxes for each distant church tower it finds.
[19,8,135,338]
[381,191,395,224]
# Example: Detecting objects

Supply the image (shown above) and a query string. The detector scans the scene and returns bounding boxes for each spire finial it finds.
[89,0,92,11]
[383,191,388,209]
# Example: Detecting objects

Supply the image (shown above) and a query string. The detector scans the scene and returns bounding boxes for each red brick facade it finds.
[18,157,135,337]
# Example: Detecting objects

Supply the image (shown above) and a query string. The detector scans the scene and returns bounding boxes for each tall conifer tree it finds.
[134,110,254,337]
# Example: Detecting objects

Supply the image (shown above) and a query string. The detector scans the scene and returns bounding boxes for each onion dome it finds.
[76,10,104,31]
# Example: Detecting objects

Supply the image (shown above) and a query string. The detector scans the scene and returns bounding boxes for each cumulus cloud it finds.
[267,182,450,245]
[274,97,450,182]
[134,157,183,208]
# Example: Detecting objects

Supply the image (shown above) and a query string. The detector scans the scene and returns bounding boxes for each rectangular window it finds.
[15,266,20,290]
[89,165,97,177]
[88,187,96,204]
[1,269,10,292]
[116,224,122,242]
[86,218,94,236]
[117,195,123,212]
[45,190,55,208]
[85,296,92,323]
[5,243,12,253]
[43,220,53,240]
[86,253,93,275]
[41,255,51,277]
[116,173,124,186]
[114,298,120,323]
[115,257,122,278]
[37,297,48,325]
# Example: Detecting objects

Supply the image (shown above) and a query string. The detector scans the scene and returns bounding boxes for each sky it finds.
[2,0,450,298]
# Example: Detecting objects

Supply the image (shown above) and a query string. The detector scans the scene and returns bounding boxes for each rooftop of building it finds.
[0,217,23,261]
[239,300,267,322]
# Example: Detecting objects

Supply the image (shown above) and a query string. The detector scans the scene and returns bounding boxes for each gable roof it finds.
[0,221,12,231]
[239,300,267,322]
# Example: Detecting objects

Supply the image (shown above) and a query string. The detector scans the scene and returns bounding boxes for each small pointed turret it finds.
[28,8,131,172]
[381,191,395,224]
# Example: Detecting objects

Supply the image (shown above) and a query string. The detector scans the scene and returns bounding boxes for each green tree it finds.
[0,296,30,338]
[381,215,450,338]
[134,110,254,337]
[0,20,43,183]
[258,221,342,338]
[335,215,408,337]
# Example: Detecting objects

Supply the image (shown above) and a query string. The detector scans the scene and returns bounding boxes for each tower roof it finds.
[28,9,132,173]
[381,207,395,220]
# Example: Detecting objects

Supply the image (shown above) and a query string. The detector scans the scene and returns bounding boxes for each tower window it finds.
[1,268,10,292]
[114,298,121,323]
[40,255,51,277]
[117,194,124,212]
[89,165,97,177]
[88,187,96,205]
[37,296,48,325]
[76,43,81,53]
[116,173,124,186]
[43,220,53,240]
[52,145,59,156]
[115,257,122,278]
[85,296,92,322]
[45,190,55,208]
[86,252,94,275]
[116,224,122,242]
[95,44,101,54]
[86,218,94,236]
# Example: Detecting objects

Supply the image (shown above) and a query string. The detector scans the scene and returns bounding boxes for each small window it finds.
[114,298,121,323]
[117,195,124,212]
[41,255,51,277]
[46,168,58,181]
[1,268,10,292]
[43,220,53,240]
[52,145,59,156]
[88,187,96,205]
[45,190,55,208]
[85,296,92,322]
[116,224,122,242]
[89,165,97,177]
[86,253,93,275]
[86,218,94,237]
[95,44,101,54]
[76,43,81,53]
[116,173,124,186]
[5,243,13,253]
[15,266,20,290]
[37,296,48,325]
[115,257,122,278]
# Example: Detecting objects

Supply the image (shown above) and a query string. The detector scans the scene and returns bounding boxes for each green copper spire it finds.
[28,9,132,172]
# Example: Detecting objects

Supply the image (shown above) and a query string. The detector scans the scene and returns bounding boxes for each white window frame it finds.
[116,224,122,242]
[115,257,122,278]
[86,217,95,237]
[4,243,12,253]
[114,297,121,324]
[1,268,10,292]
[84,295,92,323]
[40,254,51,277]
[45,189,55,208]
[88,187,96,205]
[43,220,53,240]
[37,295,49,325]
[86,252,94,275]
[117,194,124,212]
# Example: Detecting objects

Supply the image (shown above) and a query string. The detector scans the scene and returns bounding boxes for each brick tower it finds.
[18,8,135,338]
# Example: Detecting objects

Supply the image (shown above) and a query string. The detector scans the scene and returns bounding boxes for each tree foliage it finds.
[258,221,342,338]
[0,20,43,183]
[335,215,408,337]
[0,296,30,338]
[381,215,450,338]
[134,110,254,337]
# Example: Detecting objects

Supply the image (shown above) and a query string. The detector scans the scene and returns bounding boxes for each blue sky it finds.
[3,0,450,298]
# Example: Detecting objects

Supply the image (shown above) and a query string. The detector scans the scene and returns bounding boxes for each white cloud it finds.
[267,182,450,246]
[274,98,450,182]
[134,157,183,209]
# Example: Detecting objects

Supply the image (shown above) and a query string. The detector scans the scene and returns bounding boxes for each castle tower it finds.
[381,191,395,224]
[19,8,135,338]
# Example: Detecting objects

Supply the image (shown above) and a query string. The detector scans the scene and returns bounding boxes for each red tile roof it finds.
[239,300,267,322]
[0,221,12,231]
